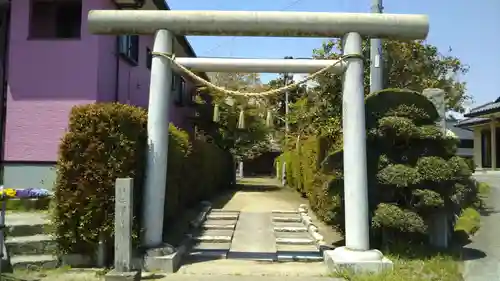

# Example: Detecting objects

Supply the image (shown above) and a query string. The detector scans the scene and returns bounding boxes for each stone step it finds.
[275,231,312,239]
[275,237,315,245]
[273,226,307,232]
[276,254,323,262]
[202,224,236,230]
[273,221,305,227]
[5,212,49,225]
[203,219,238,225]
[5,198,51,211]
[272,213,301,219]
[210,209,240,213]
[272,216,302,223]
[271,210,299,214]
[7,222,49,237]
[10,254,58,270]
[276,244,319,253]
[199,229,234,236]
[6,234,56,255]
[188,250,228,260]
[189,242,231,260]
[192,242,232,251]
[202,219,238,230]
[206,213,239,220]
[226,252,277,261]
[193,235,232,243]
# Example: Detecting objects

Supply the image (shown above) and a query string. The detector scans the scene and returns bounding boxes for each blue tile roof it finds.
[456,117,489,127]
[465,100,500,118]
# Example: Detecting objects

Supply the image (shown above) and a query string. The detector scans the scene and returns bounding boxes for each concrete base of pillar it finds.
[143,243,188,273]
[324,246,393,274]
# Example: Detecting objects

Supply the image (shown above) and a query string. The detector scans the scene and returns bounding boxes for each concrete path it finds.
[182,177,343,278]
[177,259,332,277]
[213,177,343,246]
[159,274,343,281]
[463,174,500,281]
[228,212,276,260]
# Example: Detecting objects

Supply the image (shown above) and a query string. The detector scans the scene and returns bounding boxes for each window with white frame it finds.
[118,35,139,65]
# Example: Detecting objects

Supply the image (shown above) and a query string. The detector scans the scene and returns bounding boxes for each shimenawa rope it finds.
[151,52,363,98]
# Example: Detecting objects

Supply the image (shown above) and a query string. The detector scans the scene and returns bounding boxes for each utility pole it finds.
[370,0,384,93]
[284,56,293,133]
[281,56,293,185]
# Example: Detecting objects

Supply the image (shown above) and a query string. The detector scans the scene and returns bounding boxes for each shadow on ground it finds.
[479,206,500,216]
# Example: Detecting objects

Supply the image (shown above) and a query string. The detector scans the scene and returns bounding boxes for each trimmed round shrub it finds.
[378,164,420,187]
[365,88,439,128]
[280,88,480,247]
[372,203,427,234]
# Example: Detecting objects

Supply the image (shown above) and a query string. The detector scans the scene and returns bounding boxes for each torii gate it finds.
[88,10,428,271]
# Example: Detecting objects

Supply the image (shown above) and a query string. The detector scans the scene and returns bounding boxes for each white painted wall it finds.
[447,120,473,158]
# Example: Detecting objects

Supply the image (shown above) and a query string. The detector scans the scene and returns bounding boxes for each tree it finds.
[265,74,307,131]
[194,72,272,162]
[313,39,469,111]
[281,89,480,247]
[286,39,470,137]
[323,89,479,245]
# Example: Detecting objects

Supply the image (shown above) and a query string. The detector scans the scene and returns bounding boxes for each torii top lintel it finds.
[87,10,429,40]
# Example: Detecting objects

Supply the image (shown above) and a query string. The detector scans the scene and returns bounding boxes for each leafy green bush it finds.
[53,103,147,256]
[279,88,481,246]
[53,103,233,256]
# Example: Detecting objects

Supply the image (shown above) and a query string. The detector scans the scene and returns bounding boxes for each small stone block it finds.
[308,225,318,232]
[143,252,181,273]
[105,270,141,281]
[311,232,324,242]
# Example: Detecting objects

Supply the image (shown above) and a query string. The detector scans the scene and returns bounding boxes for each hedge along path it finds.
[152,52,362,97]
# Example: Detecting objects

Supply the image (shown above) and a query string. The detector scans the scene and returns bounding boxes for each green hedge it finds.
[53,103,233,256]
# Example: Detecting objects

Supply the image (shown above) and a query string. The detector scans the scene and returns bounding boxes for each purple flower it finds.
[15,189,31,198]
[15,188,51,198]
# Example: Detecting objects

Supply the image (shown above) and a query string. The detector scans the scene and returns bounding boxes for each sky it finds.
[166,0,500,109]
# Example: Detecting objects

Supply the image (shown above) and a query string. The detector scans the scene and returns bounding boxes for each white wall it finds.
[447,120,473,158]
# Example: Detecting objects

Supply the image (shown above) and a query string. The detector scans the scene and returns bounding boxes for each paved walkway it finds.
[463,174,500,281]
[227,212,276,259]
[180,177,343,278]
[213,177,343,246]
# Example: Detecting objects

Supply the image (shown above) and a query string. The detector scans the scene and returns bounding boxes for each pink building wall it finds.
[4,0,197,163]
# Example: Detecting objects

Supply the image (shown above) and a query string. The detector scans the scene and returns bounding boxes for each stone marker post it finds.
[423,88,450,248]
[105,178,140,281]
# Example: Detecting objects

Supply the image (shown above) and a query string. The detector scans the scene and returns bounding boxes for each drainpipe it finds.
[0,2,11,176]
[114,36,120,102]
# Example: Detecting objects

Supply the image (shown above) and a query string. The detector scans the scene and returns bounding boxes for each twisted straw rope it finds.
[152,52,363,97]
